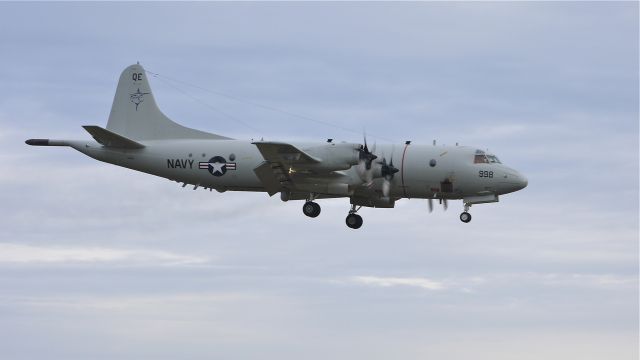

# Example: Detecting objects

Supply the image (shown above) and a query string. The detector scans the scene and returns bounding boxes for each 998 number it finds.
[479,170,493,178]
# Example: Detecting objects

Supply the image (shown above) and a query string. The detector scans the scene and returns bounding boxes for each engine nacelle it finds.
[356,162,383,182]
[300,143,360,172]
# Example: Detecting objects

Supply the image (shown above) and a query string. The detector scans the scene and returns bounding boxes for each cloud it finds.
[517,272,638,290]
[1,292,252,311]
[0,243,209,266]
[344,273,637,293]
[348,276,445,290]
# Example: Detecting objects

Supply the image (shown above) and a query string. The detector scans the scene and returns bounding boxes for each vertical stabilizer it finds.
[106,64,231,141]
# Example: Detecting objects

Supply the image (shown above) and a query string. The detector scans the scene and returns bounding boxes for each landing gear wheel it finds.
[303,201,321,218]
[460,211,472,223]
[345,213,363,229]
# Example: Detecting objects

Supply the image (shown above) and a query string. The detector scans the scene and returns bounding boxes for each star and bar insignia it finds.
[199,156,236,177]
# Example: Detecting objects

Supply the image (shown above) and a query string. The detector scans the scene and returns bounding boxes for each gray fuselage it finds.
[69,139,527,201]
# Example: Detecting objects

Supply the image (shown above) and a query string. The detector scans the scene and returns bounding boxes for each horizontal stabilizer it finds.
[83,125,145,149]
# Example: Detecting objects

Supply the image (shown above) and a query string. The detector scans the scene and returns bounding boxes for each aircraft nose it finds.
[500,169,528,194]
[517,173,528,190]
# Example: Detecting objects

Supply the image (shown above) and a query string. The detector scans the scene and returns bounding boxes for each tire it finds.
[460,212,472,223]
[346,214,363,229]
[303,201,321,218]
[311,202,321,217]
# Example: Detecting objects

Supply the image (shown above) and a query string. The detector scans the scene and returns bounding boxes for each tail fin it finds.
[105,64,231,141]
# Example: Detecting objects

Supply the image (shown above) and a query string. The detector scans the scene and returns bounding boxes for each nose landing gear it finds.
[460,203,472,223]
[345,205,363,229]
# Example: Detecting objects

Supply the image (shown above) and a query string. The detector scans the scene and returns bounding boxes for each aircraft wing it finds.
[252,141,352,196]
[252,141,321,164]
[253,161,291,195]
[252,142,314,195]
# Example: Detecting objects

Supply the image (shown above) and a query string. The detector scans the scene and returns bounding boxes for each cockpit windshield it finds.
[474,150,501,164]
[486,155,501,164]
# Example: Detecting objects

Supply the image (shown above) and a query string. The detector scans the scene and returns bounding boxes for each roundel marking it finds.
[198,156,237,177]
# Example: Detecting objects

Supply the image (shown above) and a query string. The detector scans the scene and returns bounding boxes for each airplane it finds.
[26,63,528,229]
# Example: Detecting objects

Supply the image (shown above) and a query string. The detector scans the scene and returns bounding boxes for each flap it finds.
[252,141,320,164]
[253,161,285,196]
[83,125,145,149]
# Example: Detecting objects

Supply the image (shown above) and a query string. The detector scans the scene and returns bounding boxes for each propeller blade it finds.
[382,178,391,198]
[359,135,377,170]
[443,199,448,211]
[379,153,399,181]
[428,198,434,213]
[365,168,373,183]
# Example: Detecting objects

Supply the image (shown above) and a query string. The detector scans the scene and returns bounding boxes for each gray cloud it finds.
[0,243,209,266]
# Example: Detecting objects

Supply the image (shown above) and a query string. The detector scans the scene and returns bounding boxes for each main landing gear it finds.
[302,193,321,218]
[345,205,363,229]
[460,203,472,223]
[302,198,364,229]
[302,201,321,218]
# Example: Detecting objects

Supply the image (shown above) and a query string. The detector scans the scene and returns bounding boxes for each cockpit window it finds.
[474,150,489,164]
[486,155,501,164]
[474,150,502,164]
[474,154,489,163]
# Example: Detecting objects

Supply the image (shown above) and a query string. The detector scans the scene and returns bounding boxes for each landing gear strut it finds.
[345,205,363,229]
[460,203,472,223]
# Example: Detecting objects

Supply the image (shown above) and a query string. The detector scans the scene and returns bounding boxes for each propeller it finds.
[357,135,378,183]
[380,157,398,181]
[356,137,399,199]
[358,136,377,170]
[378,154,399,198]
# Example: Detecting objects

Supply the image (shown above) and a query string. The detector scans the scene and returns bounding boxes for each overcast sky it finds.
[0,2,638,360]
